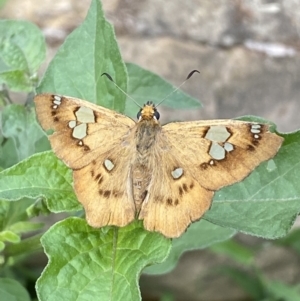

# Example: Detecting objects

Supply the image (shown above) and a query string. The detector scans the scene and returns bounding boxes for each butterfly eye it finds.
[154,110,160,120]
[137,110,142,120]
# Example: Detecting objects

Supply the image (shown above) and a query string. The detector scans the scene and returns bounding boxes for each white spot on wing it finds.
[72,124,87,139]
[205,126,231,142]
[53,95,62,106]
[53,100,61,105]
[224,142,234,152]
[251,128,261,134]
[251,124,262,136]
[209,142,225,160]
[75,106,95,123]
[171,168,183,179]
[68,120,76,128]
[104,159,115,171]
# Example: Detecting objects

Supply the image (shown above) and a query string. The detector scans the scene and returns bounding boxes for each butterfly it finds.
[34,91,283,238]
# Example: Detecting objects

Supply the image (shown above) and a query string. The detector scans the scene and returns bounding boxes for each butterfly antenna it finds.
[101,73,142,108]
[155,70,200,107]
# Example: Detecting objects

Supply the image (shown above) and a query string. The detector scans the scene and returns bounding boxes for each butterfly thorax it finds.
[135,102,160,161]
[132,103,161,212]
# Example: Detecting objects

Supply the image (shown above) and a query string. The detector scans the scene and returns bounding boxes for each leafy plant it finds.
[0,20,45,93]
[0,0,299,300]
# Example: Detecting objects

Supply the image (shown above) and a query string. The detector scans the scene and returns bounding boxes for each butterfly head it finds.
[137,101,160,122]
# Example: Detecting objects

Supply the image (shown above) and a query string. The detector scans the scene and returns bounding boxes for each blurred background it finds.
[1,0,300,300]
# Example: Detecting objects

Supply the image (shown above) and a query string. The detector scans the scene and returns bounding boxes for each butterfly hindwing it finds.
[138,145,214,238]
[73,145,136,227]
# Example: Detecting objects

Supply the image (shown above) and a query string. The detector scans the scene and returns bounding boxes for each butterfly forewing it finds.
[34,94,135,169]
[163,120,283,190]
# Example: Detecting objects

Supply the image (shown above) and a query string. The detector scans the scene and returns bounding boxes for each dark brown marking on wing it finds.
[167,198,173,205]
[226,127,233,137]
[73,106,81,115]
[200,162,209,170]
[166,197,179,206]
[247,145,255,151]
[83,145,90,151]
[178,186,183,196]
[103,190,111,198]
[113,190,121,198]
[201,126,210,138]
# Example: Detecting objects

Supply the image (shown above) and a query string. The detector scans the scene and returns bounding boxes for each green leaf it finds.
[145,220,236,274]
[125,63,201,118]
[36,0,127,113]
[0,151,78,212]
[0,70,34,92]
[204,130,300,239]
[4,233,42,257]
[0,137,18,169]
[36,218,171,301]
[0,278,30,301]
[0,104,50,168]
[0,198,34,231]
[0,20,46,92]
[0,230,20,243]
[7,221,44,234]
[26,198,52,218]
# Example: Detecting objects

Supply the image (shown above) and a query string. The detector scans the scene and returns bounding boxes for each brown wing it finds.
[163,120,283,190]
[34,94,135,169]
[139,119,283,238]
[34,93,137,227]
[73,144,136,227]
